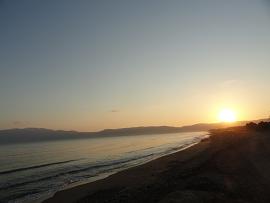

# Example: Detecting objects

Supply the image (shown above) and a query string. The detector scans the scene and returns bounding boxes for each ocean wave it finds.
[0,159,80,175]
[0,153,155,191]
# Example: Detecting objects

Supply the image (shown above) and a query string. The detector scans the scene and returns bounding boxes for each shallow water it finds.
[0,132,208,203]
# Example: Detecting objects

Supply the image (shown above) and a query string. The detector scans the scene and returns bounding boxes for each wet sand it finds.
[44,127,270,203]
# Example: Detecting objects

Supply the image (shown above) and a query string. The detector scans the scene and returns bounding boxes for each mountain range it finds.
[0,118,269,144]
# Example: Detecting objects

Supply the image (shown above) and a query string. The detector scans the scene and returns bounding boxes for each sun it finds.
[218,108,236,122]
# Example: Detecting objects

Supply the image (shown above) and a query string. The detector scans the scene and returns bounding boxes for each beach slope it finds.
[44,126,270,203]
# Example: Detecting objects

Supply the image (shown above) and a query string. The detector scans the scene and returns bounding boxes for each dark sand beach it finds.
[44,126,270,203]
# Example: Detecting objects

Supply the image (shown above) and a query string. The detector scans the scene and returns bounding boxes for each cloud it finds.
[109,110,119,113]
[12,121,28,126]
[220,80,243,89]
[13,121,22,126]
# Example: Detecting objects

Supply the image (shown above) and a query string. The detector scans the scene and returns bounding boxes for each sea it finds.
[0,131,208,203]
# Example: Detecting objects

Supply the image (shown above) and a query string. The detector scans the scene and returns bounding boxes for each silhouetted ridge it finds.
[0,118,269,144]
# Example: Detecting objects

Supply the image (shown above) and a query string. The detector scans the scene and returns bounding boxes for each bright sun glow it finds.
[218,109,236,122]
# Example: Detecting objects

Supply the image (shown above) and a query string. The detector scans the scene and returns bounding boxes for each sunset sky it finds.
[1,0,270,131]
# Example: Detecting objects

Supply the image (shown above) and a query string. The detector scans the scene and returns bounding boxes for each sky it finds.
[0,0,270,131]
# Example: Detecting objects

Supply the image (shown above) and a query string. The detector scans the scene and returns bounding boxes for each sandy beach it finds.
[43,126,270,203]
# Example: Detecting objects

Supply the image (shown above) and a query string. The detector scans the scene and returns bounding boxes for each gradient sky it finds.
[1,0,270,131]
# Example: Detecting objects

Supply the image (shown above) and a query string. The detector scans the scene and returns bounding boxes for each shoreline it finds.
[7,131,209,203]
[38,137,207,203]
[43,136,210,203]
[44,127,270,202]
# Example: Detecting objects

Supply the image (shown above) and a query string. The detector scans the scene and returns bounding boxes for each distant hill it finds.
[0,118,269,144]
[0,128,95,144]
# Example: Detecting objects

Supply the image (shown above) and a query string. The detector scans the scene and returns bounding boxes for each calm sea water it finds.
[0,132,208,203]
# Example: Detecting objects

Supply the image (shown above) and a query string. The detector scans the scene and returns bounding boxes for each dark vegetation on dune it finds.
[246,121,270,131]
